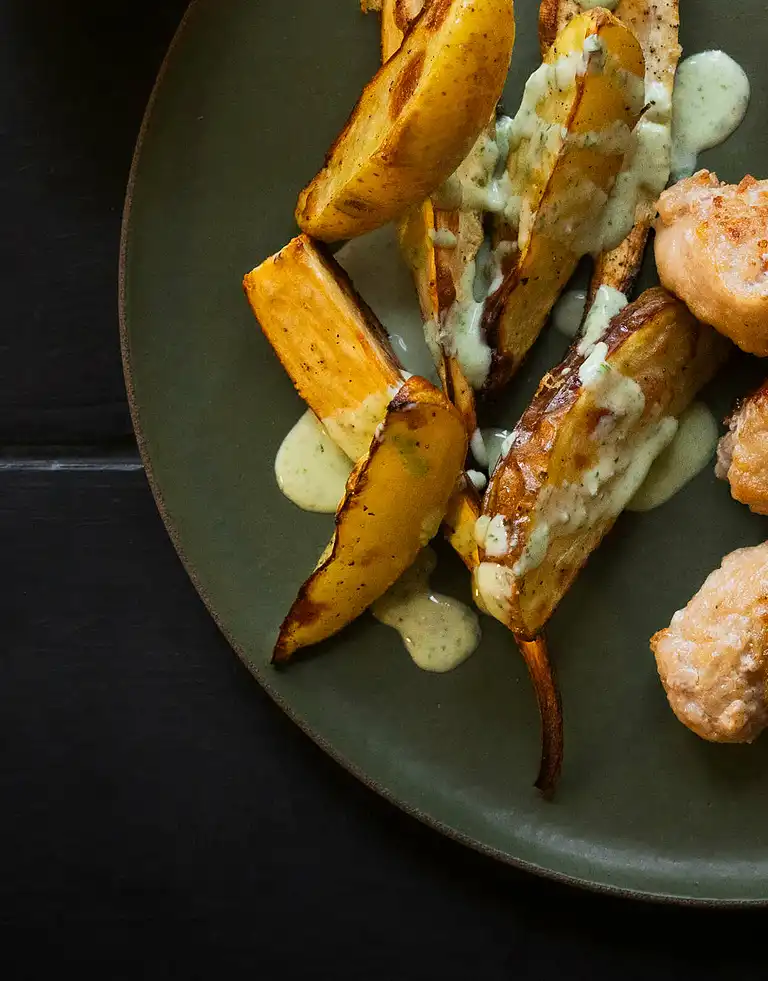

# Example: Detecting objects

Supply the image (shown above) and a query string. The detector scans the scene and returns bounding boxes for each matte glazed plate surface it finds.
[121,0,768,902]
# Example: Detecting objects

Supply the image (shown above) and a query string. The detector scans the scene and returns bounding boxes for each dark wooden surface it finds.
[1,1,762,976]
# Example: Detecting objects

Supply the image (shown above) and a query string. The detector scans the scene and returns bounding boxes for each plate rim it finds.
[118,0,768,908]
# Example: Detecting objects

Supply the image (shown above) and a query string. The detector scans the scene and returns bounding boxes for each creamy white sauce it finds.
[482,514,509,558]
[511,40,643,253]
[578,342,645,415]
[577,285,628,355]
[470,428,489,469]
[473,561,515,624]
[598,79,673,251]
[466,469,487,492]
[275,410,354,513]
[671,51,751,181]
[435,119,519,391]
[628,402,718,511]
[429,228,457,249]
[372,548,481,672]
[552,289,587,339]
[432,117,517,218]
[335,224,436,382]
[442,260,493,390]
[322,386,401,462]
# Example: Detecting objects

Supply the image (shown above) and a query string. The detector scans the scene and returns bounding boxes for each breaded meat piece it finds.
[651,542,768,743]
[716,380,768,515]
[655,171,768,356]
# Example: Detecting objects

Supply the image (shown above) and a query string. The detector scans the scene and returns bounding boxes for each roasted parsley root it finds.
[475,287,729,640]
[484,9,645,391]
[274,376,468,660]
[516,635,563,796]
[295,0,515,241]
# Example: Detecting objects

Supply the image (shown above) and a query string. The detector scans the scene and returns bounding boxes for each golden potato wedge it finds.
[539,0,681,301]
[476,287,729,640]
[243,235,403,461]
[482,9,645,390]
[380,0,516,426]
[274,376,468,660]
[296,0,516,242]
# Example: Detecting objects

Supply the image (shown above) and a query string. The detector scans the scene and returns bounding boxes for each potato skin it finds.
[478,288,729,638]
[296,0,516,241]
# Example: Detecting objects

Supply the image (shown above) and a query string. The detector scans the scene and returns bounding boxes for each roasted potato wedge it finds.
[539,0,681,301]
[482,9,645,390]
[476,287,729,640]
[380,0,515,429]
[244,235,403,461]
[274,376,468,660]
[296,0,515,241]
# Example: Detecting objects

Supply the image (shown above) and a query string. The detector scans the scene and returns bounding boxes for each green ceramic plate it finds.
[120,0,768,903]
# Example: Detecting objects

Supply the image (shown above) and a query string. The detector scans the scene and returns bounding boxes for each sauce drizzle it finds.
[628,402,718,511]
[275,410,353,513]
[671,51,750,181]
[372,549,481,672]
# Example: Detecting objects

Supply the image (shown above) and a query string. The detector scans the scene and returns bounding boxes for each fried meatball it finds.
[651,542,768,743]
[655,171,768,356]
[716,381,768,515]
